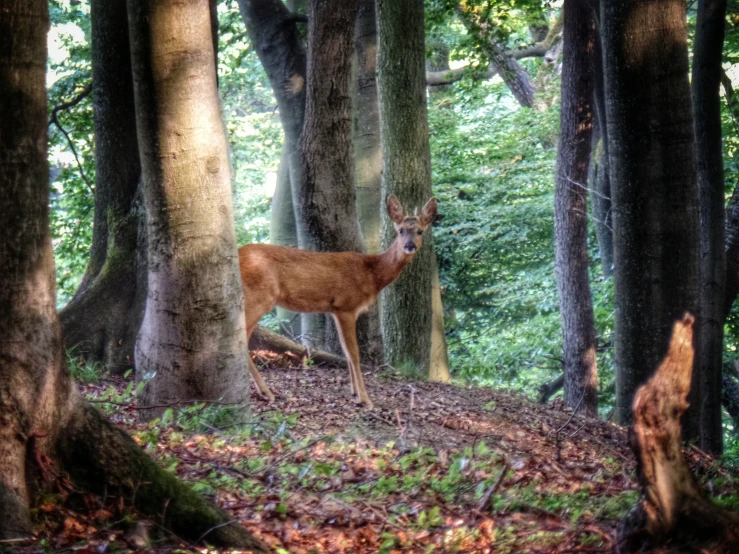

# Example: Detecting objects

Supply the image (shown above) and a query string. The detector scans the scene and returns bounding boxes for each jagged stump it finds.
[617,314,739,553]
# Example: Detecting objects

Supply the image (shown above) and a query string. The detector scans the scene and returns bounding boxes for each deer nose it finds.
[404,242,417,253]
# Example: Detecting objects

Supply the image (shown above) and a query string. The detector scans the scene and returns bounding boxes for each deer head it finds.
[387,195,438,255]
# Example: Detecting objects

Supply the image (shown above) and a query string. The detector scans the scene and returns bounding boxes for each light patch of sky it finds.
[47,22,86,87]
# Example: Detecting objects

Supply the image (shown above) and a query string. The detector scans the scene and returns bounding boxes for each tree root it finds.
[58,401,268,552]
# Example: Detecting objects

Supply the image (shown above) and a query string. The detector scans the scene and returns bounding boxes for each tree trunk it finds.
[236,0,330,349]
[617,315,739,553]
[270,144,302,337]
[352,0,384,365]
[601,0,700,429]
[298,0,362,353]
[59,0,145,375]
[376,0,435,373]
[429,256,451,382]
[554,0,598,418]
[129,0,250,416]
[589,13,613,277]
[0,6,265,548]
[692,0,727,456]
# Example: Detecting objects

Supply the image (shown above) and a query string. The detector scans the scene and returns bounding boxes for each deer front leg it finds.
[333,312,373,409]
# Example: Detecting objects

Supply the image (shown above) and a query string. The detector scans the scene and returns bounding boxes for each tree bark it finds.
[429,256,452,382]
[270,144,302,337]
[554,0,598,418]
[692,0,727,456]
[0,5,265,547]
[376,0,435,373]
[352,0,385,365]
[236,0,331,348]
[59,0,145,375]
[617,315,739,553]
[601,0,700,429]
[298,0,362,353]
[129,0,250,416]
[589,13,613,277]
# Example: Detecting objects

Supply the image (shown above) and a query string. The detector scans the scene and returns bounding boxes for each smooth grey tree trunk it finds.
[376,0,435,373]
[129,0,250,416]
[554,0,598,418]
[59,0,145,374]
[601,0,700,428]
[692,0,727,455]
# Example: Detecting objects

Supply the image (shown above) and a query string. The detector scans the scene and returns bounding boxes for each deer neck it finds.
[374,240,414,291]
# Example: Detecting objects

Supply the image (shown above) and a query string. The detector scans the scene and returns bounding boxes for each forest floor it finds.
[17,352,739,554]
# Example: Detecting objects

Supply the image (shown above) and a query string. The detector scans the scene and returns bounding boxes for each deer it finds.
[238,195,438,409]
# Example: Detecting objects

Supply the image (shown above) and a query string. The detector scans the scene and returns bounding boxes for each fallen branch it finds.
[249,325,347,368]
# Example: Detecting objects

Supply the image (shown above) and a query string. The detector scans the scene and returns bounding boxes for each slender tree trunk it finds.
[59,0,145,374]
[352,0,384,365]
[601,0,700,428]
[129,0,250,415]
[692,0,727,456]
[456,7,536,108]
[270,145,302,337]
[429,256,451,382]
[589,13,613,277]
[554,0,598,417]
[0,5,265,547]
[236,0,331,348]
[376,0,435,372]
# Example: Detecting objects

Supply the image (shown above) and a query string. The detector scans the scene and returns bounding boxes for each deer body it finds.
[239,196,437,409]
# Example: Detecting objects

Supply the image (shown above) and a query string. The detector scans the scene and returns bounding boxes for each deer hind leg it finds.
[245,303,276,403]
[333,312,373,409]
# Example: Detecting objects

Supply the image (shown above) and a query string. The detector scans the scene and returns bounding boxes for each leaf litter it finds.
[12,353,739,553]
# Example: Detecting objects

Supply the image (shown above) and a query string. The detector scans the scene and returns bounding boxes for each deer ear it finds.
[387,195,405,224]
[420,197,438,227]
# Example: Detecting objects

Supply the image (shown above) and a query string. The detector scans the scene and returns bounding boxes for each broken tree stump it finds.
[617,313,739,553]
[249,325,347,368]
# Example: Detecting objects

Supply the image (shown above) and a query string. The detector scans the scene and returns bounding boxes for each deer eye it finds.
[417,230,423,236]
[399,229,404,235]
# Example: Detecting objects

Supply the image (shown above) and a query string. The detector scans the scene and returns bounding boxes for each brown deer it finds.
[238,195,438,409]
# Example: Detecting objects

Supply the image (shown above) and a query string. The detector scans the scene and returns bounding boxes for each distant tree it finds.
[601,0,700,428]
[692,0,727,455]
[376,0,436,372]
[128,0,251,414]
[0,2,265,547]
[351,0,384,364]
[589,5,613,278]
[554,0,598,417]
[59,0,145,374]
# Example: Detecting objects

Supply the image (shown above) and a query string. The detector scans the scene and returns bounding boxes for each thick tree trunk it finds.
[554,0,598,418]
[59,0,145,375]
[298,0,362,353]
[376,0,435,373]
[601,0,700,429]
[0,6,265,548]
[692,0,727,455]
[129,0,250,416]
[589,15,613,277]
[617,315,739,553]
[0,1,68,535]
